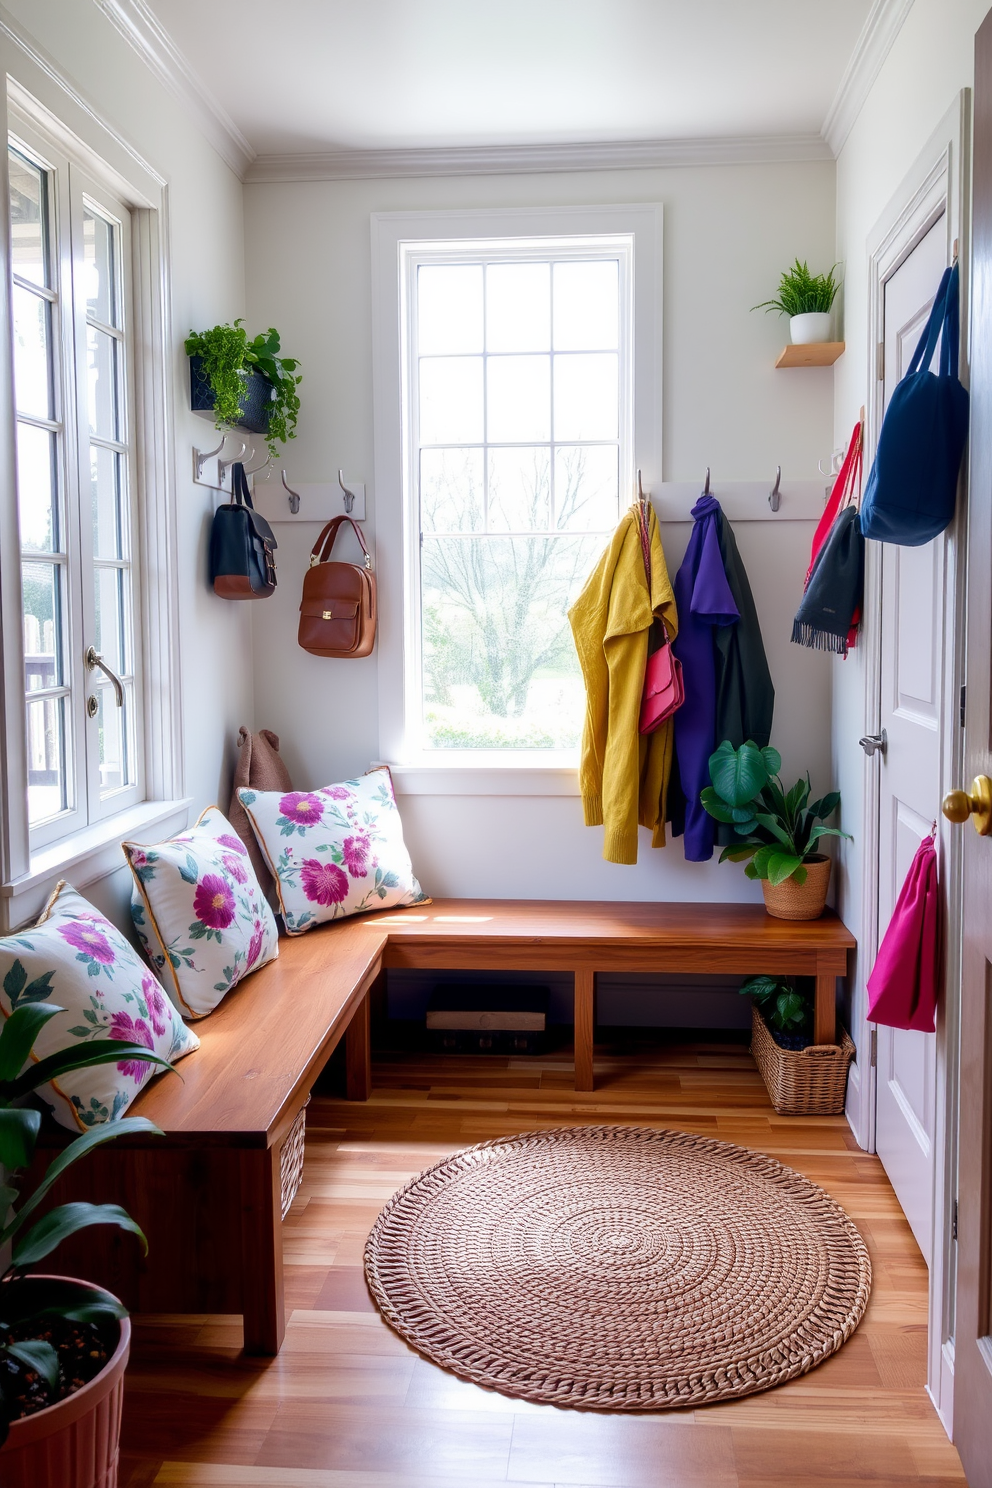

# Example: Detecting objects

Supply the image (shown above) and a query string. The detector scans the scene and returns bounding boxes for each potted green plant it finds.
[739,974,813,1047]
[701,740,850,920]
[185,320,302,456]
[739,975,855,1115]
[0,1001,171,1487]
[753,259,840,345]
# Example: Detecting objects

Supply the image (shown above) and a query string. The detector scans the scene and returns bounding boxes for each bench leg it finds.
[239,1146,285,1356]
[346,991,372,1101]
[574,969,595,1093]
[814,966,837,1045]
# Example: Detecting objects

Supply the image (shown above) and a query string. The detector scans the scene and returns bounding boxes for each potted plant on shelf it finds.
[701,739,850,920]
[185,320,302,456]
[753,258,840,344]
[0,1001,171,1488]
[739,975,855,1115]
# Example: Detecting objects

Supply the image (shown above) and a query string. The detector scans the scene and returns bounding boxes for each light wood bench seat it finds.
[35,898,854,1356]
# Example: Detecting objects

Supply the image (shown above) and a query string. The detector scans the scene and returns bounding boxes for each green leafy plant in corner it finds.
[752,259,840,317]
[700,739,850,886]
[184,319,302,456]
[739,975,812,1037]
[0,1003,174,1440]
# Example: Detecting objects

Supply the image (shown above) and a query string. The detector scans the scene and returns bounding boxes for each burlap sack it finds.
[229,727,292,894]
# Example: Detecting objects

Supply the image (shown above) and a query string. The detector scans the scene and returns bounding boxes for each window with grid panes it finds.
[409,240,631,752]
[9,133,140,846]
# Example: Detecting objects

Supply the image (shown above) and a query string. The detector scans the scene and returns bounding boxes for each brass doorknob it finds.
[942,776,992,835]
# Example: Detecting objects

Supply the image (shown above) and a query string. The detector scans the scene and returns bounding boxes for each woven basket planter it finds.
[761,854,831,921]
[751,1005,855,1115]
[189,354,273,435]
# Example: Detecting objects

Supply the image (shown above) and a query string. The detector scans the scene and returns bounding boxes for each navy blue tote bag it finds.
[860,262,969,546]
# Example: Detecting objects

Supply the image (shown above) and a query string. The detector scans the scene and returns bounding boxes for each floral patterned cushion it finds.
[123,807,280,1019]
[237,767,429,935]
[0,881,199,1131]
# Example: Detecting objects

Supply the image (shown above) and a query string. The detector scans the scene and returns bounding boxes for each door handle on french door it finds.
[859,729,887,757]
[85,646,125,708]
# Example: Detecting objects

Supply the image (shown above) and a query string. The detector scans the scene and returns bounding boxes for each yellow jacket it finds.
[568,504,678,865]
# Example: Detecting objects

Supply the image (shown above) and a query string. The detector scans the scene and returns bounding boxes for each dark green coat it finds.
[713,513,775,844]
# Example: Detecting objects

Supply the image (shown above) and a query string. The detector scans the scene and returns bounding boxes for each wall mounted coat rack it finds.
[650,478,826,523]
[192,434,366,520]
[250,470,366,523]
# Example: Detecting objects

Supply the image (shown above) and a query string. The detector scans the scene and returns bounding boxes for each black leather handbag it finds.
[209,462,277,599]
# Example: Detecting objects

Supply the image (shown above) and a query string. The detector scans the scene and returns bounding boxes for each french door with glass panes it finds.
[9,123,141,849]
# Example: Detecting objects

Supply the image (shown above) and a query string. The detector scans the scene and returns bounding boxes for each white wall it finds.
[245,160,837,905]
[831,0,988,1080]
[0,1,253,922]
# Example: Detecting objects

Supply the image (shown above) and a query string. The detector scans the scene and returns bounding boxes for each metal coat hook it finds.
[217,440,246,485]
[244,450,272,478]
[703,467,711,495]
[194,432,228,483]
[338,469,356,515]
[281,469,301,515]
[768,465,782,512]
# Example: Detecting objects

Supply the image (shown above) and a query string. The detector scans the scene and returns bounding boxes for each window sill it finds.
[1,798,193,931]
[375,759,580,797]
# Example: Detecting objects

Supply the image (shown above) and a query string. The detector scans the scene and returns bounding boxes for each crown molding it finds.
[822,0,916,155]
[92,0,255,177]
[0,3,166,196]
[244,131,833,184]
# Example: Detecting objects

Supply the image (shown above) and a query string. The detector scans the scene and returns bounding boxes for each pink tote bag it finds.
[866,829,940,1033]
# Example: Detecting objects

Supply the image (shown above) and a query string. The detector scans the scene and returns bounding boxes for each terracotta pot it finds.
[0,1278,130,1488]
[761,854,832,921]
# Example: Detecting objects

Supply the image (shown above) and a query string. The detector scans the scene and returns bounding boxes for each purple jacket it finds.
[671,495,739,861]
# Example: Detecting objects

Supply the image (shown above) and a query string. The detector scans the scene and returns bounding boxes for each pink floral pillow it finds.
[123,806,280,1018]
[0,882,198,1131]
[237,767,429,935]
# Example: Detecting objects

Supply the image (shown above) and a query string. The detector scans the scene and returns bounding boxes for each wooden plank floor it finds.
[119,1036,967,1488]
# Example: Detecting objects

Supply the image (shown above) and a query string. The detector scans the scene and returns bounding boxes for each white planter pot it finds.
[790,312,832,345]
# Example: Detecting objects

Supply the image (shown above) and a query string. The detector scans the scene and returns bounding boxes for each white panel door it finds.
[873,214,948,1265]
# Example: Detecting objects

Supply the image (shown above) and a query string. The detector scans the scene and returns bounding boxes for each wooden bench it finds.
[36,898,854,1356]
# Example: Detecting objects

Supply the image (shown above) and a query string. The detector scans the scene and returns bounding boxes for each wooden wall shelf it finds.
[776,341,845,368]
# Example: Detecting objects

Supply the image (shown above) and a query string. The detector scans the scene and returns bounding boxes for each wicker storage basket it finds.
[279,1098,309,1219]
[751,1006,855,1115]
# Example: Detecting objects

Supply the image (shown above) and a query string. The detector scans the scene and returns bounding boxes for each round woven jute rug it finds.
[364,1125,871,1411]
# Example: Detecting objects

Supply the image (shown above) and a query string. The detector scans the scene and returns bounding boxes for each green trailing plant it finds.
[184,320,302,456]
[0,1003,173,1439]
[700,739,850,886]
[752,259,840,317]
[739,975,812,1037]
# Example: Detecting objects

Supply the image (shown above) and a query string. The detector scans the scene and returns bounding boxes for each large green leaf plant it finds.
[700,739,850,886]
[739,975,812,1037]
[0,1003,172,1438]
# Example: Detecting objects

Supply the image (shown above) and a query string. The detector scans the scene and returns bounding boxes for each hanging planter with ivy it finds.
[185,320,302,456]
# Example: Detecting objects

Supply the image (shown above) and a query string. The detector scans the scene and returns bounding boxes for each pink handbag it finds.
[634,498,684,735]
[866,828,940,1032]
[639,626,684,735]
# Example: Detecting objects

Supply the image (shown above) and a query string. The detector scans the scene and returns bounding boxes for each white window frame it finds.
[371,204,663,795]
[0,77,187,929]
[10,120,144,848]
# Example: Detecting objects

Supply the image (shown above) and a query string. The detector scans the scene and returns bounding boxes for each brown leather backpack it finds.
[298,515,377,658]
